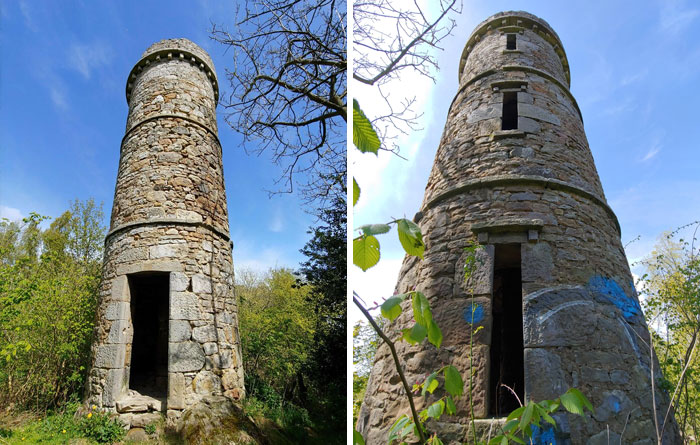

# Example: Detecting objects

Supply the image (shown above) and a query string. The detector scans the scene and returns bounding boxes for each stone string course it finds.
[87,39,243,428]
[358,11,681,445]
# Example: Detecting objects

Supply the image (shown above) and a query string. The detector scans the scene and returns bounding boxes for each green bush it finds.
[78,410,125,444]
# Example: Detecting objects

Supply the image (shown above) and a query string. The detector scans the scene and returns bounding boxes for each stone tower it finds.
[357,12,680,444]
[87,39,244,425]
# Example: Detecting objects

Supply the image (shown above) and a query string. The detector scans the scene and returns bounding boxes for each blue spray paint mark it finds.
[463,303,483,325]
[587,276,640,320]
[612,399,621,413]
[531,424,557,445]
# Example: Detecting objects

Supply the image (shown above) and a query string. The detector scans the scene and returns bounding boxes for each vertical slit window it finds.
[489,244,524,417]
[506,34,516,50]
[502,92,518,130]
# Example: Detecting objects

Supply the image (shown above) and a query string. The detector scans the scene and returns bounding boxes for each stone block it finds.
[193,371,221,395]
[587,430,621,445]
[192,274,212,294]
[169,342,205,372]
[524,348,567,401]
[116,247,148,263]
[170,292,199,320]
[519,103,561,125]
[150,244,180,259]
[117,260,182,275]
[170,272,190,292]
[455,244,494,296]
[95,344,126,369]
[105,301,130,320]
[521,242,553,282]
[130,412,161,428]
[110,275,130,301]
[103,368,125,407]
[168,373,186,410]
[203,342,217,355]
[192,325,217,343]
[169,320,191,342]
[434,296,491,347]
[107,318,132,344]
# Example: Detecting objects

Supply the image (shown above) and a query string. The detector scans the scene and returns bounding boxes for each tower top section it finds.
[458,11,571,87]
[125,38,219,105]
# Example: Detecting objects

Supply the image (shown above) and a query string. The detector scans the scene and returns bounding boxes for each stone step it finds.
[116,391,164,413]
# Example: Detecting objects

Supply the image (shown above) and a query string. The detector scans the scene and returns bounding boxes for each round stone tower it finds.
[357,12,680,444]
[87,39,244,426]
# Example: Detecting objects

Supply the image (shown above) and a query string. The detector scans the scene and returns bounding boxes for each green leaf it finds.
[518,402,534,431]
[509,435,526,444]
[427,319,443,348]
[567,388,594,412]
[445,396,456,415]
[358,223,391,236]
[560,391,584,415]
[411,291,432,327]
[422,372,439,396]
[381,296,404,321]
[353,429,365,445]
[353,178,360,207]
[402,323,427,344]
[506,405,526,422]
[354,235,380,271]
[388,415,411,442]
[426,400,445,420]
[502,418,519,433]
[500,437,508,445]
[396,218,425,258]
[353,99,380,155]
[444,365,463,397]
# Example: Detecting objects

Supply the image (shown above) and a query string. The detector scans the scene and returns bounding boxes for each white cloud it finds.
[0,205,23,221]
[19,0,38,32]
[68,42,112,80]
[350,257,403,324]
[49,85,69,110]
[640,146,660,162]
[659,1,699,34]
[268,209,284,232]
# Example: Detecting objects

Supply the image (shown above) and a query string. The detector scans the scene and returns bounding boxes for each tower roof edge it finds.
[458,11,571,86]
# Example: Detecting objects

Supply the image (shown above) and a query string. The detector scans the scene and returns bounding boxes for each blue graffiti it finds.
[587,276,640,320]
[531,424,557,445]
[463,303,483,325]
[612,399,621,413]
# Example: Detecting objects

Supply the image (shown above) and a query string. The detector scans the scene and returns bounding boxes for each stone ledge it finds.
[491,129,526,140]
[423,174,621,235]
[106,218,230,243]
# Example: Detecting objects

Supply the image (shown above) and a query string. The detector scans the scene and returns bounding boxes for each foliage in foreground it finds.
[638,222,700,442]
[0,199,105,411]
[236,267,344,444]
[0,400,125,444]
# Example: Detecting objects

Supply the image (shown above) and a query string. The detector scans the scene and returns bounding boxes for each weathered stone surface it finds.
[169,342,205,372]
[95,344,125,369]
[129,412,161,428]
[116,393,162,413]
[168,372,186,410]
[169,320,192,342]
[192,325,217,343]
[125,428,149,441]
[88,38,244,418]
[358,11,681,445]
[170,272,190,292]
[170,292,200,320]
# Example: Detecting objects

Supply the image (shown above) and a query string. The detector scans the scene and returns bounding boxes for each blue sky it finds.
[353,0,700,314]
[0,0,319,273]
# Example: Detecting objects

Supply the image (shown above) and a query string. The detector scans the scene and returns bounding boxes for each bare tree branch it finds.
[211,0,347,209]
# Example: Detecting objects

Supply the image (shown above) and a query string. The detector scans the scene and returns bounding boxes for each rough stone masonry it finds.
[86,39,244,428]
[357,11,681,445]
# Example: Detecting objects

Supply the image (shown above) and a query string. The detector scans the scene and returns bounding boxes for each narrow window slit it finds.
[502,92,518,130]
[489,244,524,417]
[506,34,516,50]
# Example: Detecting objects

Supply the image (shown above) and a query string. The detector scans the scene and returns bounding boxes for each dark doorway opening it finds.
[506,34,516,50]
[502,92,518,130]
[489,244,524,417]
[128,272,169,398]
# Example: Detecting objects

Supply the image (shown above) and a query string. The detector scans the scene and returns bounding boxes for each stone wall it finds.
[357,11,680,445]
[87,39,244,428]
